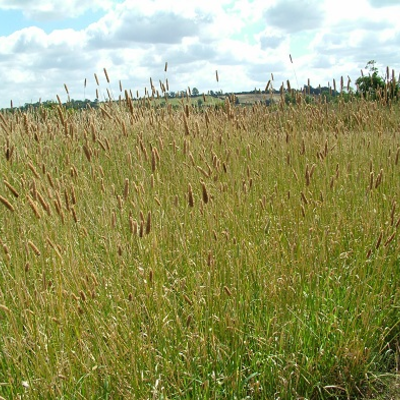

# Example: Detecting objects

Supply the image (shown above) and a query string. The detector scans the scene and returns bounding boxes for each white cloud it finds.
[86,10,201,47]
[259,33,285,50]
[0,0,113,20]
[264,0,325,33]
[367,0,398,7]
[0,0,399,107]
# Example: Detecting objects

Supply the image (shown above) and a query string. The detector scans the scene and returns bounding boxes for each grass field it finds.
[0,93,400,399]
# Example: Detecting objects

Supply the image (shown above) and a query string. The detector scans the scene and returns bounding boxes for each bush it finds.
[356,60,398,101]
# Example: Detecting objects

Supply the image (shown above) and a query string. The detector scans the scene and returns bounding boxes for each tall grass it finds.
[0,92,399,399]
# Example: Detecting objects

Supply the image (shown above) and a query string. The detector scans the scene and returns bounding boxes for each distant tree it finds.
[178,90,187,98]
[356,60,386,100]
[192,87,199,96]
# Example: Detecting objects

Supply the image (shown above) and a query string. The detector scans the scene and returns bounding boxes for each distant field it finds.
[137,92,281,107]
[0,94,399,399]
[235,92,282,104]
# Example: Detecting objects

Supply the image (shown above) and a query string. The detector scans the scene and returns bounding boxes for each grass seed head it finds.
[0,195,14,212]
[71,207,78,223]
[375,231,383,250]
[124,178,129,200]
[129,215,138,235]
[28,240,41,256]
[0,304,10,313]
[183,294,193,306]
[151,149,157,172]
[201,181,209,204]
[145,211,152,235]
[103,68,110,83]
[188,183,194,207]
[3,180,19,198]
[384,232,396,247]
[224,286,232,296]
[183,113,190,136]
[139,220,144,238]
[27,195,41,219]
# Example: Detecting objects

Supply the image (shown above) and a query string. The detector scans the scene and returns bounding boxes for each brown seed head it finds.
[103,68,110,83]
[124,178,129,200]
[3,180,19,198]
[183,294,193,306]
[28,240,41,256]
[0,195,14,212]
[223,286,232,296]
[188,183,194,207]
[145,211,151,235]
[375,231,383,249]
[201,181,209,204]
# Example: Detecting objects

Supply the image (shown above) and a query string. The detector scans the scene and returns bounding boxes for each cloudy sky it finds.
[0,0,399,108]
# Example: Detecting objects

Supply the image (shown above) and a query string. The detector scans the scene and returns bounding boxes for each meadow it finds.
[0,87,399,399]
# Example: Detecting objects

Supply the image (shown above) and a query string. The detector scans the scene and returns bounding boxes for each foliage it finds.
[356,60,398,101]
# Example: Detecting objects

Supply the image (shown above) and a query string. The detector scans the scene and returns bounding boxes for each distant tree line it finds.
[2,61,397,112]
[1,99,99,113]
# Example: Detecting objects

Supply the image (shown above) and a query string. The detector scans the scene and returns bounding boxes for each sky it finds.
[0,0,399,108]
